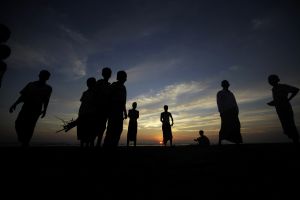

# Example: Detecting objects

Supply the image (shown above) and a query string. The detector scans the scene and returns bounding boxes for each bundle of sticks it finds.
[56,117,78,133]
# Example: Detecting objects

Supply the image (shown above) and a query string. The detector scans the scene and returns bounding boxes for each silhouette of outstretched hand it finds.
[9,104,16,113]
[267,101,275,106]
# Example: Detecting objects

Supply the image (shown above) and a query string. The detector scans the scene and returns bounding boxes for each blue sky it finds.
[0,0,299,145]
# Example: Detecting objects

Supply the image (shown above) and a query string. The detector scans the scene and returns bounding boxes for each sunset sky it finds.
[0,0,299,146]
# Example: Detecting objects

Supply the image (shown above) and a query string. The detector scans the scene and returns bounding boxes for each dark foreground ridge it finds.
[0,143,299,199]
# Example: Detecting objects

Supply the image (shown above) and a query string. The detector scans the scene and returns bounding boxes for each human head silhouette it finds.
[117,70,127,83]
[164,105,168,111]
[268,74,280,86]
[132,102,137,109]
[199,130,204,136]
[221,80,230,89]
[102,67,112,80]
[86,77,96,89]
[39,70,51,81]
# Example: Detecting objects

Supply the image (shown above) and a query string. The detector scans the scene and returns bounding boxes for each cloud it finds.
[8,25,89,80]
[130,80,208,108]
[9,42,48,68]
[126,58,182,84]
[59,25,89,44]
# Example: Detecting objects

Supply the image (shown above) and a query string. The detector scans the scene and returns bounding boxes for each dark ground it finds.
[0,143,299,199]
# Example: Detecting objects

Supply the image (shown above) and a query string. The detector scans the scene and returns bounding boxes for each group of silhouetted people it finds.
[66,68,128,148]
[213,76,299,145]
[8,68,299,147]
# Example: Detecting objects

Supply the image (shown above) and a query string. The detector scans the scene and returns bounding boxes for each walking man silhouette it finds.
[9,70,52,147]
[267,74,299,144]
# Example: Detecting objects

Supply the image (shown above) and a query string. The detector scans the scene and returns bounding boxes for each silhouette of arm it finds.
[170,113,174,126]
[9,95,24,113]
[288,87,299,101]
[41,87,52,118]
[41,98,49,118]
[160,113,163,123]
[9,83,31,113]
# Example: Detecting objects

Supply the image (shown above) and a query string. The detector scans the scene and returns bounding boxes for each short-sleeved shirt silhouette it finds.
[95,79,111,114]
[21,81,52,110]
[109,81,127,118]
[272,84,299,106]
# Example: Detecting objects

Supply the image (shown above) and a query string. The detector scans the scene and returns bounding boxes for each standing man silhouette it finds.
[103,70,127,147]
[267,74,299,144]
[217,80,242,145]
[95,67,112,147]
[160,105,174,146]
[127,102,139,147]
[9,70,52,147]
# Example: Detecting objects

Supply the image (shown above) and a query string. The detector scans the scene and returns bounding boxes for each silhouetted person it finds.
[160,105,174,146]
[9,70,52,147]
[267,74,299,144]
[77,77,98,148]
[217,80,242,145]
[127,102,139,147]
[103,71,127,147]
[0,24,11,88]
[95,67,112,147]
[194,130,210,146]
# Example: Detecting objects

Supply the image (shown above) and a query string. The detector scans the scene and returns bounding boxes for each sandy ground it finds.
[0,143,299,199]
